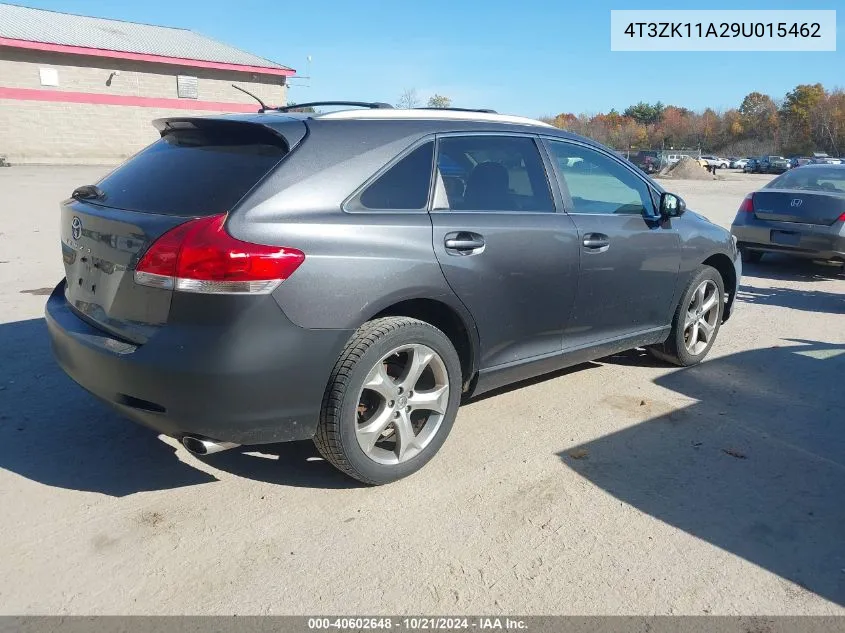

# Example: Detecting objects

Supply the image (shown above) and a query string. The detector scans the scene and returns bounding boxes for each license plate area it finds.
[70,258,109,299]
[771,230,801,246]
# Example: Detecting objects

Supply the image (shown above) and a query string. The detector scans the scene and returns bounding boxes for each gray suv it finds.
[45,104,741,484]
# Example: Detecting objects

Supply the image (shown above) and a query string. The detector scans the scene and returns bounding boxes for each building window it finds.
[39,68,59,87]
[176,75,198,99]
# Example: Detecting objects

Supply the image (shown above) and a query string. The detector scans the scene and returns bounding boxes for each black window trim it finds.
[342,135,437,214]
[431,131,563,215]
[540,136,664,220]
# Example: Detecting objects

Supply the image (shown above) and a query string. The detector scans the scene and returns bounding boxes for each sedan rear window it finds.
[768,168,845,194]
[93,125,288,216]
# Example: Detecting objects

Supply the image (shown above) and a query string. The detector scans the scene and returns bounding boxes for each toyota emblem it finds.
[790,198,803,207]
[71,216,82,240]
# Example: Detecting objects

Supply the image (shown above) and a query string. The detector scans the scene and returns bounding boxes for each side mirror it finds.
[660,192,686,218]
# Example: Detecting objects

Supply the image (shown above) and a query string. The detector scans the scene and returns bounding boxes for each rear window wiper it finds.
[71,184,106,201]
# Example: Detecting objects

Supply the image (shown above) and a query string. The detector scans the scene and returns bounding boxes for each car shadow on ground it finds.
[561,338,845,607]
[742,255,845,282]
[0,317,356,496]
[737,284,845,314]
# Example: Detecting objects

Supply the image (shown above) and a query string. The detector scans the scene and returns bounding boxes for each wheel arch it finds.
[702,252,737,322]
[369,298,479,393]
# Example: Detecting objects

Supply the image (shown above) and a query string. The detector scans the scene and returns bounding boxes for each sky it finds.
[10,0,845,117]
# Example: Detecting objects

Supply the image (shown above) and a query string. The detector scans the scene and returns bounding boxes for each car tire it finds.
[313,317,462,485]
[648,266,725,367]
[740,248,763,264]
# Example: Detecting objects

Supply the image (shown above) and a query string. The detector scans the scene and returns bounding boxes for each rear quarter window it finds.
[346,141,435,211]
[93,125,288,216]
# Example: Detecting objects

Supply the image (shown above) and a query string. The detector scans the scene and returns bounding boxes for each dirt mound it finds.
[658,156,716,180]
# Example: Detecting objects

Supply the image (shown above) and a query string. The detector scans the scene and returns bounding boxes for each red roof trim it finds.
[0,86,262,112]
[0,37,295,76]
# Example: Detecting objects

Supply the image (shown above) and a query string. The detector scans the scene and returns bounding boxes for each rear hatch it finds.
[60,117,301,344]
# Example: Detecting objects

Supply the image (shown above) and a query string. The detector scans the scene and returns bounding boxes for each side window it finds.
[434,136,554,212]
[351,141,434,211]
[547,140,656,216]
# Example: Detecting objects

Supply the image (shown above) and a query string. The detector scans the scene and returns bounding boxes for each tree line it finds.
[397,89,451,109]
[540,83,844,157]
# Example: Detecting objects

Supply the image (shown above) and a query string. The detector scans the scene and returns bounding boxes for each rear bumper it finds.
[45,280,352,445]
[731,223,845,262]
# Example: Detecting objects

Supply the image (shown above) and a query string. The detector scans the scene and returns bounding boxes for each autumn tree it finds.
[810,89,845,156]
[739,92,778,142]
[285,102,316,113]
[397,89,420,109]
[427,94,452,108]
[780,83,826,154]
[557,113,578,128]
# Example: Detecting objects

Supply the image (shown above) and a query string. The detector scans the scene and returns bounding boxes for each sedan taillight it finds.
[738,193,755,213]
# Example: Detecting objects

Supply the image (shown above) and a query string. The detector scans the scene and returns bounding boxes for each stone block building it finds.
[0,3,294,164]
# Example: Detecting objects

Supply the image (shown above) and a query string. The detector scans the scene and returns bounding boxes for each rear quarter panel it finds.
[225,121,472,332]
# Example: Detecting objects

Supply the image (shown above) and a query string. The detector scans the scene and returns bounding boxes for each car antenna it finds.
[232,84,269,112]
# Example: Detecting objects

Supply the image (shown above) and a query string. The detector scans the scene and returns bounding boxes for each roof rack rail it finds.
[415,107,498,114]
[275,101,394,112]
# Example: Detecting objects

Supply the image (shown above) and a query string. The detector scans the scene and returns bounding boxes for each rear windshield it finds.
[768,168,845,194]
[93,125,288,215]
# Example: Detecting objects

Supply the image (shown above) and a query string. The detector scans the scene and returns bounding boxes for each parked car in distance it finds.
[45,104,741,485]
[666,153,691,165]
[789,157,813,169]
[701,155,729,169]
[629,150,660,174]
[811,154,843,165]
[730,158,749,169]
[759,156,790,174]
[809,152,840,164]
[744,158,761,173]
[731,164,845,266]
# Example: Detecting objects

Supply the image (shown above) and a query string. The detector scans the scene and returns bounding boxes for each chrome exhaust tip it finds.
[181,436,239,456]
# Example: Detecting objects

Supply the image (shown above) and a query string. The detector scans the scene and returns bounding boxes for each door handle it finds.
[444,232,485,255]
[582,233,610,250]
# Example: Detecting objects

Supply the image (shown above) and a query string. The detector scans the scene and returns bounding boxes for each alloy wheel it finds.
[684,279,720,355]
[355,344,450,465]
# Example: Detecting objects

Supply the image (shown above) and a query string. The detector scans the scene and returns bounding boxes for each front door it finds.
[543,138,681,349]
[429,134,580,369]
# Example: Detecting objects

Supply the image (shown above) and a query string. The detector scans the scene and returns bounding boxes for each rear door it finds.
[60,119,297,343]
[429,134,580,368]
[543,138,681,348]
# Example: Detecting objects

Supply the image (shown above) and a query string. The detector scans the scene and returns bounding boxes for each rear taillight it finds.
[838,211,845,222]
[134,214,304,294]
[738,193,754,213]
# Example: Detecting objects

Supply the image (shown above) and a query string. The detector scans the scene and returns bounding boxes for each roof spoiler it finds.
[151,116,308,150]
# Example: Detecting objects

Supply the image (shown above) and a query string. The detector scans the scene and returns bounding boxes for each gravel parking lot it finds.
[1,167,843,615]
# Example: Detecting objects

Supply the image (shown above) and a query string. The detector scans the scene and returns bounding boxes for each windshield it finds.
[767,168,845,194]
